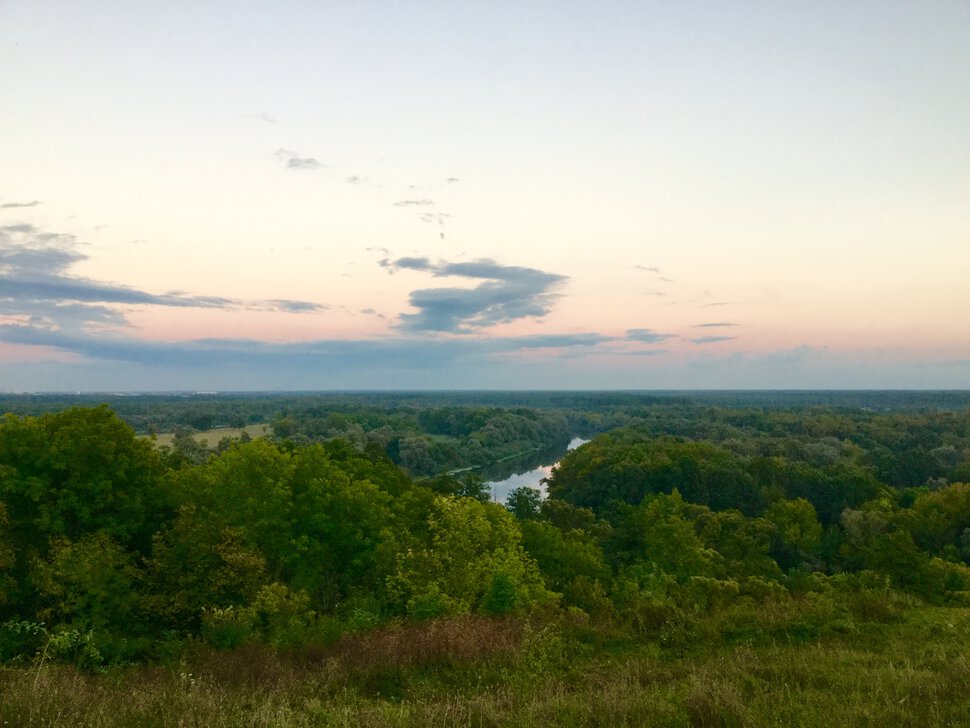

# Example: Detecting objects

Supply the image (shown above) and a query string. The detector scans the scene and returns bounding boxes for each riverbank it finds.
[484,437,589,502]
[443,445,546,476]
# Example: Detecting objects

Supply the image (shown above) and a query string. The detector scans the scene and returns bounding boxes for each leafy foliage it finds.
[3,396,970,672]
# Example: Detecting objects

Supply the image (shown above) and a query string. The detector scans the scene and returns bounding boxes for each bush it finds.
[46,628,104,671]
[0,619,47,661]
[407,585,460,620]
[480,570,519,616]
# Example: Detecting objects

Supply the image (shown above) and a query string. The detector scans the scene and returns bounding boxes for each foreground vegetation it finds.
[5,605,970,726]
[3,392,970,724]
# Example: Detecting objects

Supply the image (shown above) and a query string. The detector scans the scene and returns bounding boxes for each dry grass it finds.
[314,614,523,669]
[5,608,970,727]
[146,424,269,448]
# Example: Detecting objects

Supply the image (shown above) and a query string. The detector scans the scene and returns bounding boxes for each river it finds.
[486,437,589,503]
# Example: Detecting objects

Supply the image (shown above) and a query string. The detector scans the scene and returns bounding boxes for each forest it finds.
[3,391,970,726]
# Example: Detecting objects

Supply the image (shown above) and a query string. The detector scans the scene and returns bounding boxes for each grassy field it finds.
[4,606,970,727]
[146,424,270,448]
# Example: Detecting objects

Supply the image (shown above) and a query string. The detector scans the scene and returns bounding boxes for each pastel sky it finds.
[1,1,969,390]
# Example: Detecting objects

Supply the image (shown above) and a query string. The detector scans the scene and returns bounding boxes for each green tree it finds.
[35,532,143,659]
[506,486,543,519]
[764,498,823,569]
[387,496,554,617]
[696,509,782,581]
[144,509,268,631]
[0,407,167,551]
[519,519,611,614]
[164,440,396,615]
[0,502,16,608]
[607,491,716,580]
[0,407,168,616]
[906,483,970,556]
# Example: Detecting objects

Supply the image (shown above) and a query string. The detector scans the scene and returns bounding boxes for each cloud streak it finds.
[381,256,568,333]
[0,224,326,333]
[626,328,676,344]
[0,324,611,372]
[274,148,324,170]
[266,300,329,313]
[0,200,42,209]
[690,335,737,344]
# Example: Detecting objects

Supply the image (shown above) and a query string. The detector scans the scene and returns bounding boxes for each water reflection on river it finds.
[486,437,589,503]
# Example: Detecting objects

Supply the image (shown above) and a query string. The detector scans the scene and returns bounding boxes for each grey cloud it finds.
[345,175,362,184]
[251,112,278,123]
[387,258,554,283]
[626,328,676,344]
[0,224,326,333]
[384,256,432,272]
[381,256,568,333]
[0,326,271,367]
[399,284,546,332]
[0,324,611,372]
[393,199,434,207]
[634,265,660,273]
[267,300,329,313]
[438,261,546,280]
[275,148,324,170]
[0,301,126,328]
[445,177,460,184]
[607,349,670,357]
[0,201,42,209]
[0,246,86,275]
[703,301,734,307]
[493,333,613,349]
[0,277,236,308]
[1,224,38,234]
[694,322,738,328]
[690,335,737,344]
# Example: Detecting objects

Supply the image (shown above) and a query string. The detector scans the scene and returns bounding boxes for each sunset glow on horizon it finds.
[1,1,968,390]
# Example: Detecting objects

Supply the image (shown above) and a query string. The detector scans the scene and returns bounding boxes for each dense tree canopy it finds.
[3,395,970,668]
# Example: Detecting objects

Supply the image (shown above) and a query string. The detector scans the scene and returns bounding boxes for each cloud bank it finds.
[0,224,326,335]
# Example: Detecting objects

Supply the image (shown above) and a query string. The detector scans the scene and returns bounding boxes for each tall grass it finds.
[4,608,970,727]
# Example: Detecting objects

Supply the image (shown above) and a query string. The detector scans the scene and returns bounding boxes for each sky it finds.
[1,1,968,391]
